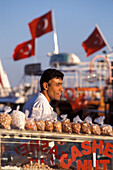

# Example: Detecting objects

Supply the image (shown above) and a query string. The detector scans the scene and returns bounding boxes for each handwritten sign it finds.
[14,139,113,169]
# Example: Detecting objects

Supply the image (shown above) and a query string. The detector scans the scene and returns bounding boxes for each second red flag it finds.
[28,10,53,39]
[12,39,35,61]
[82,27,106,57]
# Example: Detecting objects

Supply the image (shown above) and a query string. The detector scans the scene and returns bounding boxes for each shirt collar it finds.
[38,92,53,111]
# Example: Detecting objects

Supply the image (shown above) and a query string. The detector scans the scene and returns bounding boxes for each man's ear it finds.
[43,82,48,90]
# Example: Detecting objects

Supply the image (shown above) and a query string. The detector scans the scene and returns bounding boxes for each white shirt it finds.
[23,92,56,153]
[30,93,57,121]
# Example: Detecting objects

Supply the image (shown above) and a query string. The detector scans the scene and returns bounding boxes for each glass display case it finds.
[0,129,113,169]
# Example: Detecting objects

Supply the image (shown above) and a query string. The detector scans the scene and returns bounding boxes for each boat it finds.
[49,53,113,123]
[0,59,11,97]
[0,60,40,111]
[0,52,112,124]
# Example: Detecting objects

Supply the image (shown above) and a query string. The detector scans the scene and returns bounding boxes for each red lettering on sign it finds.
[92,140,103,154]
[88,160,92,169]
[41,158,47,164]
[100,160,110,170]
[30,140,39,152]
[41,141,49,153]
[49,145,58,158]
[71,145,83,162]
[81,141,91,155]
[14,147,20,155]
[60,154,71,169]
[19,143,29,156]
[77,160,87,170]
[95,160,99,170]
[104,142,113,158]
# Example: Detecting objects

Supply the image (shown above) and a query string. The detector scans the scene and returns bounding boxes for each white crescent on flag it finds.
[42,18,48,30]
[24,44,32,55]
[28,10,53,38]
[94,34,103,45]
[38,18,48,30]
[19,44,32,55]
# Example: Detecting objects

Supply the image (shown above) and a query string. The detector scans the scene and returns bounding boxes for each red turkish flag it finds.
[28,10,53,38]
[12,39,35,61]
[82,27,106,57]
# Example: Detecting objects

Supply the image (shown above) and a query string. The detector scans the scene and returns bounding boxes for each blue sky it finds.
[0,0,113,87]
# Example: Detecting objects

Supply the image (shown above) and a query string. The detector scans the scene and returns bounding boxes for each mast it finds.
[96,24,112,52]
[0,59,11,96]
[52,9,59,54]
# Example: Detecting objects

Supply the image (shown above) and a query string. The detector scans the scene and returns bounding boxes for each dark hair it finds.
[40,68,64,90]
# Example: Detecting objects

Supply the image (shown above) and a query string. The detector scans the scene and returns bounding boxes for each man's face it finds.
[47,77,63,101]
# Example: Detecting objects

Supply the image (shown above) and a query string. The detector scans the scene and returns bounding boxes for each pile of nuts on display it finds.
[0,107,113,170]
[0,107,113,136]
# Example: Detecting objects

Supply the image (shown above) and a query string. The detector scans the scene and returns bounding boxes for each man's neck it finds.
[40,91,50,103]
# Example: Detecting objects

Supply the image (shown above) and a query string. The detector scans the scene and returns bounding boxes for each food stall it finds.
[0,112,113,170]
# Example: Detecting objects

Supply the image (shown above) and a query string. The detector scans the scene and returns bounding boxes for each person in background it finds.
[23,68,64,121]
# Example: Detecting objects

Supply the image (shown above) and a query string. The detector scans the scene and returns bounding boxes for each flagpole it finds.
[34,38,37,63]
[31,38,37,92]
[51,9,59,54]
[96,24,112,52]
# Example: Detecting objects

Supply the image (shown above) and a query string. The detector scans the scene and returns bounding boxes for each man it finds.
[23,68,64,165]
[23,69,75,166]
[23,68,64,120]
